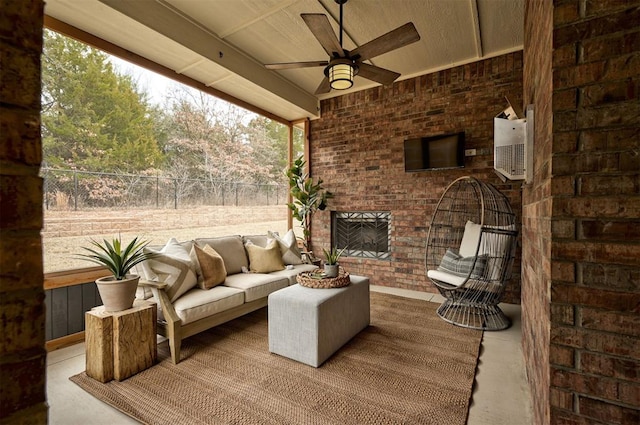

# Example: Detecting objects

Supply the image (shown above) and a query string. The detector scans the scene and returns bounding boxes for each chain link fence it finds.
[41,168,288,210]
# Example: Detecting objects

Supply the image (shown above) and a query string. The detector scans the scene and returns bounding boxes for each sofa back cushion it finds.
[195,235,247,275]
[242,234,270,247]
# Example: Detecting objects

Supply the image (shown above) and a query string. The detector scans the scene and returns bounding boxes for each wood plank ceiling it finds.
[44,0,524,122]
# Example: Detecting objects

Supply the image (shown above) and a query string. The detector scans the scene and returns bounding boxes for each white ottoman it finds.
[268,275,370,367]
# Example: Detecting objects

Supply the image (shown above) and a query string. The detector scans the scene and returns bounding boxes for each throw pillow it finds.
[140,238,198,302]
[437,248,487,278]
[245,239,285,273]
[192,244,227,289]
[268,229,303,265]
[459,220,482,257]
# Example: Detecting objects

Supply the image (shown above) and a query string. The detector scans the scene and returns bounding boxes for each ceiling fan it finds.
[264,0,420,95]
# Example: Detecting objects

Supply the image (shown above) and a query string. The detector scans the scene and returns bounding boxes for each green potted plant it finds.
[286,155,333,256]
[77,235,155,312]
[322,246,346,278]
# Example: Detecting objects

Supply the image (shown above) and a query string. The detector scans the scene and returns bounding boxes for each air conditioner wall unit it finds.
[494,116,527,180]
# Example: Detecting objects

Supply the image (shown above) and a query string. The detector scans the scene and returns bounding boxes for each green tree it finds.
[41,30,164,172]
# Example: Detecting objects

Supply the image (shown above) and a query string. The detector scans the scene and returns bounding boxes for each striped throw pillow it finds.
[437,248,487,278]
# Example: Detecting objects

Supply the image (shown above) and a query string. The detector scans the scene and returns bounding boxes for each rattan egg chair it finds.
[425,176,518,330]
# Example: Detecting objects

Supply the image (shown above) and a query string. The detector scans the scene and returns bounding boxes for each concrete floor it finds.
[47,286,533,424]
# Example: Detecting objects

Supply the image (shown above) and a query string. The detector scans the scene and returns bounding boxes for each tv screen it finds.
[404,132,465,171]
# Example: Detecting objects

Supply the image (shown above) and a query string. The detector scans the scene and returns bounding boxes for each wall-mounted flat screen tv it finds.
[404,132,465,171]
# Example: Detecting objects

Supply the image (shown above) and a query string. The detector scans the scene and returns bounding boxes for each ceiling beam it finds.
[98,0,319,117]
[470,0,484,58]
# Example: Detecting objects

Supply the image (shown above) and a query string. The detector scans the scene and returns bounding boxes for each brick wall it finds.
[309,52,524,303]
[548,0,640,423]
[522,0,554,423]
[0,0,48,422]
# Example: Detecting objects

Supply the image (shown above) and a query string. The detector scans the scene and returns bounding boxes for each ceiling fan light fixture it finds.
[327,59,356,90]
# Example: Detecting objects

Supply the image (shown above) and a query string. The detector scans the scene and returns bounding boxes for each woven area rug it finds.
[71,292,483,425]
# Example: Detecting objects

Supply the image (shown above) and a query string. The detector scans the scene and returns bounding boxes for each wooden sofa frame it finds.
[140,280,268,364]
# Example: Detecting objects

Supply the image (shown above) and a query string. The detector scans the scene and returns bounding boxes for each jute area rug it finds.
[71,292,483,425]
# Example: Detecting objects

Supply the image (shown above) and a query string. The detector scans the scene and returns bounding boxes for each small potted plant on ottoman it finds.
[78,235,155,312]
[322,246,345,278]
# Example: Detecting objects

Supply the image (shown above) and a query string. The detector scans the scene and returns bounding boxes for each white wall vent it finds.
[493,100,532,181]
[494,117,526,180]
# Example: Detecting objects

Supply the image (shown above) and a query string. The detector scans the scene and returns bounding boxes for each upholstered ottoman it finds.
[268,275,370,367]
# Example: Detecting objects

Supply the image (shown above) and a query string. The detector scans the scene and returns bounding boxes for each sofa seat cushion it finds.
[223,273,288,302]
[171,285,245,325]
[195,236,248,275]
[268,264,319,285]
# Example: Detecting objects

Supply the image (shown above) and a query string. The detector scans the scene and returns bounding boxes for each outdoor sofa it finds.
[135,230,317,364]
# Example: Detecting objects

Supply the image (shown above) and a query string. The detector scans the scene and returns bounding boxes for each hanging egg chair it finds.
[425,176,518,330]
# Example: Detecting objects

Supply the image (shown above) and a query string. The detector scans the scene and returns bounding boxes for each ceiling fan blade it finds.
[357,63,401,86]
[314,77,332,95]
[301,13,345,57]
[265,61,328,70]
[351,22,420,61]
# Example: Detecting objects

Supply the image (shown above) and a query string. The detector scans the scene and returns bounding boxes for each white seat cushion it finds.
[223,273,288,302]
[171,285,245,325]
[427,269,468,287]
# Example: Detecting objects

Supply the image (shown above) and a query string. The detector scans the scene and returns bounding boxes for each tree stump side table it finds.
[85,299,157,382]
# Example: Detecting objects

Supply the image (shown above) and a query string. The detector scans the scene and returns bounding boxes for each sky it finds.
[108,55,259,125]
[109,55,178,106]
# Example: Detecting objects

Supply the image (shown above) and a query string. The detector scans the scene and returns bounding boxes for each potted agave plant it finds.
[322,246,346,278]
[78,235,154,312]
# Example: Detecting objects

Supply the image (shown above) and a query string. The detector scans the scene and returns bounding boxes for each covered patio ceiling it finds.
[44,0,524,122]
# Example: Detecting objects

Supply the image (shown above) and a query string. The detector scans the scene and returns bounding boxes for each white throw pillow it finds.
[268,229,303,265]
[140,238,198,302]
[459,221,482,257]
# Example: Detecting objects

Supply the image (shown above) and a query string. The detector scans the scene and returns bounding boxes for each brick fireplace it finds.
[332,211,391,260]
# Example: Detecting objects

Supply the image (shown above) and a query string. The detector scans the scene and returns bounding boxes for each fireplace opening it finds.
[332,211,391,260]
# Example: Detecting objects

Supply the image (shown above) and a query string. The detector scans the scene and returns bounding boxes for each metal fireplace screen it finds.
[332,211,391,260]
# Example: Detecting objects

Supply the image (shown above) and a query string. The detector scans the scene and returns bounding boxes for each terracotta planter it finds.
[324,264,339,278]
[95,274,139,312]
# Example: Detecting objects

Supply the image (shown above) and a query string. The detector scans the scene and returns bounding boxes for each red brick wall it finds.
[0,0,48,422]
[309,52,524,303]
[522,0,554,423]
[548,0,640,423]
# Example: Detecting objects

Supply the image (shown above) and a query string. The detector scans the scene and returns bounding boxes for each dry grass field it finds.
[43,205,292,273]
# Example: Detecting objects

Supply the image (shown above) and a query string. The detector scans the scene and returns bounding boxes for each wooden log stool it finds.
[85,300,157,382]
